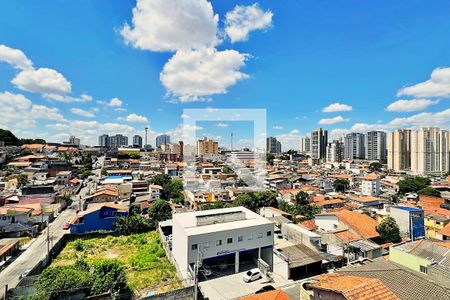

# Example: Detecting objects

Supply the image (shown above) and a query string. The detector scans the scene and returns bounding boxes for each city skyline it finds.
[1,0,450,149]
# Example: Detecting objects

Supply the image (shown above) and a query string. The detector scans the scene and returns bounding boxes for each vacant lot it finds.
[51,231,182,295]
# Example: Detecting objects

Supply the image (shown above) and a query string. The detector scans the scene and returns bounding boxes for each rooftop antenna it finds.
[231,132,233,151]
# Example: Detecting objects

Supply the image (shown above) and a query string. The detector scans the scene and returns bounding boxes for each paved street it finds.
[0,208,76,299]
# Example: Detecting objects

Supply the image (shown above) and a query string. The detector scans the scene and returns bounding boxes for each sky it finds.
[1,0,450,150]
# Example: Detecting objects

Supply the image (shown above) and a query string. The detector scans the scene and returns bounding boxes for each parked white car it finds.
[243,268,261,283]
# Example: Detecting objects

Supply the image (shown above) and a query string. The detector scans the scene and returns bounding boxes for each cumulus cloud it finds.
[71,108,95,118]
[216,122,228,128]
[166,123,203,145]
[12,68,71,95]
[322,102,353,113]
[45,93,92,103]
[0,91,65,130]
[275,129,301,151]
[329,128,351,139]
[118,113,149,124]
[160,48,249,101]
[386,99,439,112]
[224,3,273,43]
[318,115,349,125]
[272,125,284,130]
[397,67,450,98]
[46,123,70,131]
[120,0,218,52]
[108,97,123,107]
[0,44,33,70]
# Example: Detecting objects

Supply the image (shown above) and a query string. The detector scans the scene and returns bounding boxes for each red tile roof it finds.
[333,209,380,239]
[240,289,291,300]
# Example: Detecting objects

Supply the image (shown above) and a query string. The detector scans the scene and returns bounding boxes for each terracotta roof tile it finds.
[333,209,379,239]
[239,289,291,300]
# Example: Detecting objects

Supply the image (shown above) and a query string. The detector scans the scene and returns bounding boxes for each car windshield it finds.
[246,271,252,276]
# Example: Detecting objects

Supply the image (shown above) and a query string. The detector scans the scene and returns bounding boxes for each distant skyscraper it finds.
[411,128,449,174]
[98,134,110,147]
[365,131,387,162]
[310,128,328,160]
[387,129,411,171]
[156,134,170,148]
[326,140,344,163]
[133,135,143,148]
[266,137,281,154]
[110,134,128,149]
[344,133,365,160]
[300,136,311,155]
[68,135,80,145]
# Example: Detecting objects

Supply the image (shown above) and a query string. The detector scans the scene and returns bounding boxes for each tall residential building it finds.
[311,128,328,161]
[387,129,412,171]
[266,137,281,154]
[133,135,143,148]
[300,136,311,155]
[110,134,128,149]
[326,140,344,163]
[98,134,110,147]
[156,134,170,148]
[68,136,80,145]
[365,131,387,162]
[344,133,365,160]
[197,137,219,157]
[411,128,450,174]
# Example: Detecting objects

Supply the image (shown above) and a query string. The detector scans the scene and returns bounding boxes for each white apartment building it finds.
[172,207,274,280]
[387,129,411,171]
[300,136,311,155]
[361,174,380,196]
[326,140,344,163]
[365,131,387,162]
[411,128,450,175]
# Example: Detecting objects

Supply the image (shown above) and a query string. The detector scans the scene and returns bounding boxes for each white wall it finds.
[315,215,339,232]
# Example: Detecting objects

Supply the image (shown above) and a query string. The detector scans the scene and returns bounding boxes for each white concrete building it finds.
[172,207,274,280]
[361,174,380,196]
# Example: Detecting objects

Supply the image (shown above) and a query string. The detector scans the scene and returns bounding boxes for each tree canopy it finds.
[418,187,441,198]
[0,129,19,146]
[376,216,401,243]
[147,200,172,228]
[369,162,382,172]
[333,179,349,193]
[398,176,431,194]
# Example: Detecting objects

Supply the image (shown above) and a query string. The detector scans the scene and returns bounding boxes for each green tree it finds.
[149,174,172,200]
[236,178,248,187]
[166,179,184,203]
[369,162,382,172]
[266,153,275,165]
[418,187,441,198]
[376,216,401,243]
[222,165,234,174]
[295,191,309,205]
[114,214,151,235]
[201,201,228,210]
[90,259,128,295]
[398,176,431,194]
[147,200,172,228]
[233,194,257,211]
[254,190,278,208]
[20,149,33,156]
[0,128,19,146]
[333,179,349,193]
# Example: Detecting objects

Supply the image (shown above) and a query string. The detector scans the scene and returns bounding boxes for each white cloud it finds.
[166,123,203,145]
[216,122,228,128]
[46,123,69,131]
[108,97,123,107]
[319,115,349,125]
[12,67,72,95]
[160,48,249,101]
[322,102,353,113]
[275,129,301,151]
[224,3,273,43]
[0,44,33,70]
[0,92,65,130]
[272,125,284,130]
[329,128,351,139]
[120,0,218,52]
[45,93,92,103]
[397,67,450,98]
[71,108,95,118]
[118,113,149,124]
[386,99,439,112]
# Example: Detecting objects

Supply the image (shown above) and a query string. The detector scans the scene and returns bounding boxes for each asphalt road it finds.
[0,208,76,299]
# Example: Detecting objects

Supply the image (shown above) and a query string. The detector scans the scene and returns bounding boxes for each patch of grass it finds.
[51,232,181,294]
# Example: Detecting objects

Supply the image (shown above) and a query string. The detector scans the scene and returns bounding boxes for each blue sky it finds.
[0,0,449,149]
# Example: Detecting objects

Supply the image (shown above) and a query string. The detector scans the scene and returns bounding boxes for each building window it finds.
[191,244,198,250]
[238,236,244,242]
[267,231,272,237]
[257,233,263,239]
[216,240,222,246]
[227,238,233,244]
[203,242,210,249]
[420,265,428,274]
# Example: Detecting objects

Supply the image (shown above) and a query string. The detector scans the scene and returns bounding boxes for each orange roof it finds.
[437,241,450,249]
[438,222,450,236]
[309,274,399,300]
[315,199,345,207]
[423,207,450,220]
[89,189,118,198]
[351,196,382,203]
[279,188,301,196]
[22,144,45,149]
[335,230,361,243]
[240,289,291,300]
[333,209,379,239]
[299,185,319,192]
[419,195,445,208]
[298,219,316,230]
[329,174,353,180]
[363,174,379,180]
